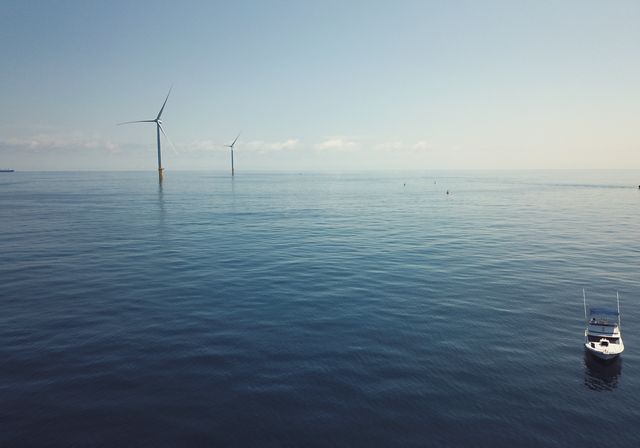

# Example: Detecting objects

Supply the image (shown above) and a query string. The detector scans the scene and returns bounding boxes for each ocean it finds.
[1,170,639,447]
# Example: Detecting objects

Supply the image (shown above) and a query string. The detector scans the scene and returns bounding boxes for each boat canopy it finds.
[589,307,619,317]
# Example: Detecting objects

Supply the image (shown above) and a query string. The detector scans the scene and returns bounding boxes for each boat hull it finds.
[584,343,622,360]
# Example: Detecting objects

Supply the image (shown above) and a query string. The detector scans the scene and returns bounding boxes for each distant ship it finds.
[0,169,15,172]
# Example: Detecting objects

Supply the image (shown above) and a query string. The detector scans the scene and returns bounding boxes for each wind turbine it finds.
[224,132,240,176]
[118,86,173,182]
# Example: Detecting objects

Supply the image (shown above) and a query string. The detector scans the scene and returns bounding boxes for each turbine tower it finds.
[118,86,173,182]
[224,133,240,176]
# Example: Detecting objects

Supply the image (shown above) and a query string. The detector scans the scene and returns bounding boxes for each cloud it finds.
[314,137,360,151]
[374,140,433,153]
[412,140,432,151]
[0,133,121,153]
[184,138,299,153]
[245,139,299,152]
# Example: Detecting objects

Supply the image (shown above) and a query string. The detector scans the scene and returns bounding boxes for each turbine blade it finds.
[159,123,179,154]
[231,131,241,147]
[156,85,173,120]
[117,119,156,125]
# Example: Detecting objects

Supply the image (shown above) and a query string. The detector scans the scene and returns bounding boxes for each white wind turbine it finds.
[222,132,241,176]
[118,86,174,182]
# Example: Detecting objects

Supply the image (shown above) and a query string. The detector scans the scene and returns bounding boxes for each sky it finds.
[1,0,639,171]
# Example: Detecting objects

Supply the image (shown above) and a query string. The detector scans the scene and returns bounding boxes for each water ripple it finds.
[1,171,639,447]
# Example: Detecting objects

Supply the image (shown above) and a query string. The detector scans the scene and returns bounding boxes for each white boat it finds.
[583,290,624,360]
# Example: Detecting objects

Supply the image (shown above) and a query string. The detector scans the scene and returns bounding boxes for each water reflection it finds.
[156,182,167,238]
[157,182,166,214]
[230,176,237,213]
[583,350,622,391]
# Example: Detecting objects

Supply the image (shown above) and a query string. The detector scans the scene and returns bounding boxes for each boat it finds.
[0,169,15,172]
[583,289,624,360]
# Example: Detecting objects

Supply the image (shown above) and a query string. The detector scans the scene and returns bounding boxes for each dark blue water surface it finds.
[1,171,640,447]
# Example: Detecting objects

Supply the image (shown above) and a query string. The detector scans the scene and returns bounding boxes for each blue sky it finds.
[1,0,639,170]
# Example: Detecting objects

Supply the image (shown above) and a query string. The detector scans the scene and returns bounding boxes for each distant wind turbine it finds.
[223,132,241,176]
[118,86,173,182]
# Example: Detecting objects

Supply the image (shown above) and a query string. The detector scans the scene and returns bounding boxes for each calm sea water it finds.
[1,170,639,447]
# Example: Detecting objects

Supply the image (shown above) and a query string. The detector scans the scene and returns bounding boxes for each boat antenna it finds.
[583,289,587,324]
[617,291,621,329]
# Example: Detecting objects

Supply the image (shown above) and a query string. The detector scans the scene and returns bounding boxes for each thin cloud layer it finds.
[374,140,433,153]
[184,138,299,153]
[314,137,360,151]
[0,134,120,153]
[245,139,299,152]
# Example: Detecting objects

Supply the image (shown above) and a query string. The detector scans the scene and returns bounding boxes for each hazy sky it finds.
[1,0,639,171]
